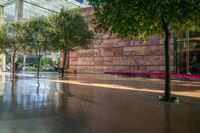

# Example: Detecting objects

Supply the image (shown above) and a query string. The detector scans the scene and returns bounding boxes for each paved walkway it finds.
[0,72,200,133]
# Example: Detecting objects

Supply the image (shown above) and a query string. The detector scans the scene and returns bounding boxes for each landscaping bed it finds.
[104,72,200,81]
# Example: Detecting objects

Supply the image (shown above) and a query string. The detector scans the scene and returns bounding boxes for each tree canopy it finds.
[88,0,200,101]
[0,22,25,53]
[50,8,94,52]
[0,28,7,53]
[0,21,25,76]
[23,17,51,77]
[23,17,51,55]
[50,8,94,78]
[89,0,200,37]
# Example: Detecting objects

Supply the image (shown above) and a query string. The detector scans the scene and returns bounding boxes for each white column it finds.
[0,5,6,72]
[0,4,4,24]
[23,55,26,64]
[1,54,6,72]
[51,52,57,65]
[15,0,24,21]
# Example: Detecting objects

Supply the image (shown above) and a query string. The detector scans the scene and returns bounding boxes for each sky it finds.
[75,0,88,5]
[75,0,83,3]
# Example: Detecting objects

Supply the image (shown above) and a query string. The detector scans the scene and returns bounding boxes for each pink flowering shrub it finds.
[104,72,200,80]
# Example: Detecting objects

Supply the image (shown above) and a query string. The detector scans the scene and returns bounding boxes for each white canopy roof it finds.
[1,0,87,22]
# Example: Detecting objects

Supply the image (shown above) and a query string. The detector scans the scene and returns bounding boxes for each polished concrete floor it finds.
[0,72,200,133]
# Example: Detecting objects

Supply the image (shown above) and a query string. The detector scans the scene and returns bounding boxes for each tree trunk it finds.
[62,51,67,79]
[37,56,41,78]
[12,51,16,78]
[162,17,171,101]
[66,52,70,69]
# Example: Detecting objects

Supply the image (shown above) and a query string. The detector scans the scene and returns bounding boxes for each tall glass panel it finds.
[176,40,187,73]
[176,32,200,74]
[189,40,200,74]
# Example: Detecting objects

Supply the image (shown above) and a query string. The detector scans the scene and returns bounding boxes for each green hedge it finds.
[26,67,37,71]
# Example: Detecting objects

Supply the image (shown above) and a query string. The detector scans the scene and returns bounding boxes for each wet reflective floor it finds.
[0,72,200,133]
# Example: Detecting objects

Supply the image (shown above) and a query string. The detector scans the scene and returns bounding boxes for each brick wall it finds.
[61,7,175,73]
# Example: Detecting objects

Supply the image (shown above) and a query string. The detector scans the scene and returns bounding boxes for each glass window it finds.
[176,32,200,74]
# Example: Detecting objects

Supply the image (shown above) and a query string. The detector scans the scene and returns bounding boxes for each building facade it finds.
[61,7,200,74]
[61,7,174,73]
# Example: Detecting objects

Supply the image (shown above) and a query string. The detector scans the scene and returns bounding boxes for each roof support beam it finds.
[4,0,15,7]
[24,0,59,14]
[15,0,24,21]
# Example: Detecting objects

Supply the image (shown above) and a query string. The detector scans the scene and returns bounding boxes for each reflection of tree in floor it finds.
[61,82,73,97]
[11,79,17,97]
[37,79,40,95]
[164,104,171,133]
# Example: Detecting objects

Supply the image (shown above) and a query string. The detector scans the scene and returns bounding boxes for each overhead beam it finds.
[3,0,15,7]
[24,0,59,14]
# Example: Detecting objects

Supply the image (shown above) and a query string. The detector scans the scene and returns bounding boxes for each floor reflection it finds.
[61,83,73,97]
[0,74,91,133]
[1,77,61,117]
[0,73,199,133]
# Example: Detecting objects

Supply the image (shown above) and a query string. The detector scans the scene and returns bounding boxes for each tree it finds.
[88,0,200,101]
[17,54,23,63]
[50,8,94,79]
[0,21,25,77]
[23,17,51,77]
[0,28,6,54]
[40,57,52,66]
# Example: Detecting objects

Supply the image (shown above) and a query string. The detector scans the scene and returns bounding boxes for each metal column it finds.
[186,32,190,74]
[15,0,24,21]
